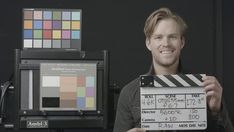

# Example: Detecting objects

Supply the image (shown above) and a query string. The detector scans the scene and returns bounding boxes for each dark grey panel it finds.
[20,70,32,110]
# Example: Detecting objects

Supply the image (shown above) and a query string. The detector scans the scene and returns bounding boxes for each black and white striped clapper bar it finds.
[140,74,207,131]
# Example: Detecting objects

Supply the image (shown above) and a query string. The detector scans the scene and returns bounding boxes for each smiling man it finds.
[113,7,233,132]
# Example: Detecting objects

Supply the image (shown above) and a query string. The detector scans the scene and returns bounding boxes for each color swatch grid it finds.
[40,63,96,111]
[23,8,81,50]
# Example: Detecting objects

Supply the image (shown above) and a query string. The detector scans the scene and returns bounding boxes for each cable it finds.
[0,81,11,115]
[0,73,13,123]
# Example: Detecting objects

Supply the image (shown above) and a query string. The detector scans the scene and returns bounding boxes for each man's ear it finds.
[181,36,185,49]
[146,39,151,51]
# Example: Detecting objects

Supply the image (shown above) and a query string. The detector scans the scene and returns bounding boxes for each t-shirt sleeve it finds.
[207,100,234,132]
[113,86,134,132]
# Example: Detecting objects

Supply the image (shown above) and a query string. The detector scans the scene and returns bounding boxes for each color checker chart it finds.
[23,8,81,50]
[40,63,96,111]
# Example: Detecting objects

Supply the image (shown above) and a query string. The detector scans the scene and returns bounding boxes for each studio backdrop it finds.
[0,0,232,132]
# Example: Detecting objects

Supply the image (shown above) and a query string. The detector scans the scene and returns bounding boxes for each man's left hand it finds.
[202,76,223,112]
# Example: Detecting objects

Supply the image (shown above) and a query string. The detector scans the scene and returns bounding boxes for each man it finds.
[113,7,234,132]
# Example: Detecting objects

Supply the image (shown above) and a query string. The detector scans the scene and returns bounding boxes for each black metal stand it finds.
[49,129,64,132]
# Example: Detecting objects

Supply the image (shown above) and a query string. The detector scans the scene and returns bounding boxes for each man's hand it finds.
[127,128,146,132]
[202,76,222,112]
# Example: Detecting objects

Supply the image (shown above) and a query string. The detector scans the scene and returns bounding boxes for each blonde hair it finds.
[144,7,188,39]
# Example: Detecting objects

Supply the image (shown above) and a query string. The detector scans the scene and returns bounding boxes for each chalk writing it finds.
[141,87,207,130]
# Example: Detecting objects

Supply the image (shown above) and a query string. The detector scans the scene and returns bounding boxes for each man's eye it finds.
[169,36,178,39]
[154,36,162,40]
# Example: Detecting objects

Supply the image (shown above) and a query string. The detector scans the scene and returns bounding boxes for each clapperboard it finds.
[140,74,207,130]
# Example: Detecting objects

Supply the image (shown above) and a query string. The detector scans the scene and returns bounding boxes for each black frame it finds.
[13,49,109,129]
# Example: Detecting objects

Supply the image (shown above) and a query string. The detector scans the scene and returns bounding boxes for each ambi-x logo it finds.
[27,120,48,128]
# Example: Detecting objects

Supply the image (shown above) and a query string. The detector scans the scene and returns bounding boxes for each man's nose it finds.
[161,38,170,46]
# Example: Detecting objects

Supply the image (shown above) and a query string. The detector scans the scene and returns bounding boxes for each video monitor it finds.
[14,49,108,129]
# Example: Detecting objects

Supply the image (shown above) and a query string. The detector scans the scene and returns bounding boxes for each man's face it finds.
[146,18,184,67]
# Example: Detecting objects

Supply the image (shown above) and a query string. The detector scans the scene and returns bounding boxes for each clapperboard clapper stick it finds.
[140,74,207,130]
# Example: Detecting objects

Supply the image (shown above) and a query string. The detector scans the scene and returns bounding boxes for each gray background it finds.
[0,0,234,131]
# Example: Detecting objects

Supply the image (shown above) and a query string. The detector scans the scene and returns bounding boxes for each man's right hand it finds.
[127,128,146,132]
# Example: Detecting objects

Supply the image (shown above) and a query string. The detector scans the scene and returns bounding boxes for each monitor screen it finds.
[40,63,97,111]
